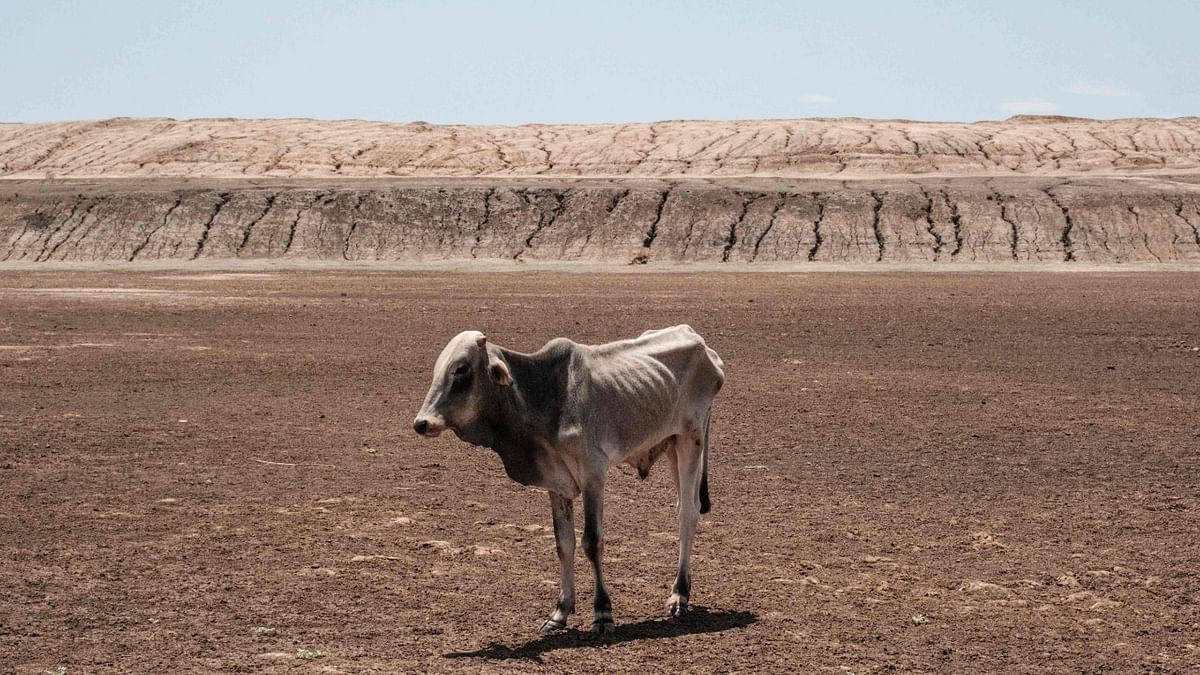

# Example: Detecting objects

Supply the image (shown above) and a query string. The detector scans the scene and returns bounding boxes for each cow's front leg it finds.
[582,480,614,633]
[540,492,575,634]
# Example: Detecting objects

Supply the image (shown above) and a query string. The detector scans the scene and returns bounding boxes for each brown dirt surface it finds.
[1,269,1198,673]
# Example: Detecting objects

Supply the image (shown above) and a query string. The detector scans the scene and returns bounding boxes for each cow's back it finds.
[627,325,723,393]
[572,325,722,455]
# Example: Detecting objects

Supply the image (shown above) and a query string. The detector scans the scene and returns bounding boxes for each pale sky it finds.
[2,0,1197,124]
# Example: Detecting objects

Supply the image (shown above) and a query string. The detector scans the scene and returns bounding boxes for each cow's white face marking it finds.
[413,331,489,437]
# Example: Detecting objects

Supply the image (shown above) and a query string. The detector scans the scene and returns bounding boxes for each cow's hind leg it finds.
[667,428,704,618]
[540,492,576,634]
[582,480,615,633]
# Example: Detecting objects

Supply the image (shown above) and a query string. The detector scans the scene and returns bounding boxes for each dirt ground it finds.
[1,269,1198,673]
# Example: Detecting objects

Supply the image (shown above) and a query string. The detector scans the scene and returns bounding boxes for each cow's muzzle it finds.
[412,415,446,437]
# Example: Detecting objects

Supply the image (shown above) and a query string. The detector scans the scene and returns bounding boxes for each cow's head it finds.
[413,331,512,437]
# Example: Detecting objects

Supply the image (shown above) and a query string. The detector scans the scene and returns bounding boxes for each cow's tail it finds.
[699,409,712,514]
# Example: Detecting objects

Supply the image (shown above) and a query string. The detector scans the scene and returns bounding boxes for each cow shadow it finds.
[444,606,757,662]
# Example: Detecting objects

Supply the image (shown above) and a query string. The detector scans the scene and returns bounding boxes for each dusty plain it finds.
[1,269,1198,673]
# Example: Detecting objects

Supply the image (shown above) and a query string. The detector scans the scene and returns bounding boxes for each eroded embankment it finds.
[3,179,1199,264]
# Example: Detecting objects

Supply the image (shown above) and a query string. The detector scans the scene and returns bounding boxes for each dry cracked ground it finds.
[2,116,1200,265]
[0,271,1198,673]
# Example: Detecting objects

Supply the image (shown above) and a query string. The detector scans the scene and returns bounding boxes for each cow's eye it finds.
[453,363,470,377]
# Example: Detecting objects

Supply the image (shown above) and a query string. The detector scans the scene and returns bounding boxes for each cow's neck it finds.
[456,343,571,485]
[500,345,567,421]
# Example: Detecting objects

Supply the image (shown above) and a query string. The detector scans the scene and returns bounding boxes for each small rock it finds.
[986,598,1028,607]
[1090,598,1123,611]
[298,567,338,577]
[1057,573,1080,587]
[158,498,179,504]
[960,580,1009,594]
[390,517,414,526]
[970,531,1007,549]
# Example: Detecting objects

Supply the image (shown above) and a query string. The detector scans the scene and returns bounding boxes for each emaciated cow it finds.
[413,325,724,633]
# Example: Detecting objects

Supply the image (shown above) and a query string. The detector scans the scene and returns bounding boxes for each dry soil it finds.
[1,270,1198,673]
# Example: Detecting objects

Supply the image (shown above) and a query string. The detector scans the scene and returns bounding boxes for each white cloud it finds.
[798,93,836,104]
[1064,82,1141,98]
[1000,99,1060,115]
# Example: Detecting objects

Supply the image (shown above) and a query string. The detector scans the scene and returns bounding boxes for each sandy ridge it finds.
[3,116,1200,180]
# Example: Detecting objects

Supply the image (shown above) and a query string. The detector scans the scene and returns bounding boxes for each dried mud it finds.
[1,271,1198,673]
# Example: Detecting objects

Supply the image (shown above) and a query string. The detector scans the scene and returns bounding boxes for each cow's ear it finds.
[475,333,487,348]
[488,353,513,386]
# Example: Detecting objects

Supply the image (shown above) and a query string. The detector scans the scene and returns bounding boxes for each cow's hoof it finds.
[666,594,689,618]
[591,618,615,634]
[539,618,567,634]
